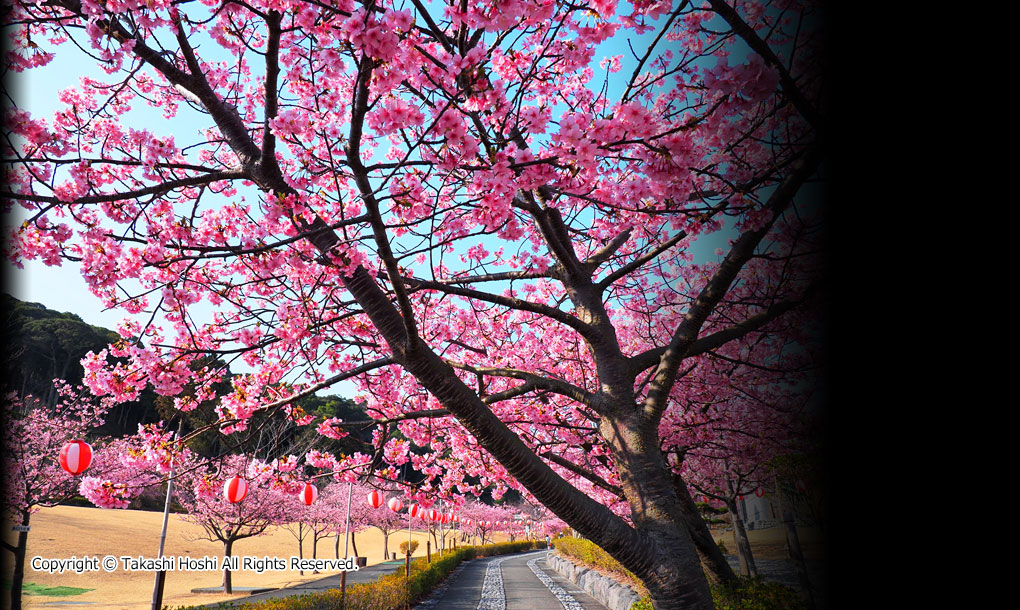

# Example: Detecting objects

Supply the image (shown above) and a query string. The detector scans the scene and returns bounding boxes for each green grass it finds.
[20,582,95,597]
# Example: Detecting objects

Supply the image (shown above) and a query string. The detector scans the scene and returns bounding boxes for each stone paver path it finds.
[413,550,608,610]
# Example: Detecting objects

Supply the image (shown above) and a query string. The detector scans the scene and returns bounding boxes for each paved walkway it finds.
[413,550,609,610]
[197,550,611,610]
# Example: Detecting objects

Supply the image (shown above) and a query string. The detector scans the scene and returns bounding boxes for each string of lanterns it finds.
[57,440,537,542]
[57,441,532,530]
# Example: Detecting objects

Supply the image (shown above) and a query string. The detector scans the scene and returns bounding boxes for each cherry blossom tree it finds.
[361,487,409,560]
[1,384,112,610]
[461,500,513,545]
[282,485,341,574]
[175,454,292,593]
[3,1,827,607]
[314,481,361,560]
[307,480,386,560]
[697,464,764,579]
[663,332,821,581]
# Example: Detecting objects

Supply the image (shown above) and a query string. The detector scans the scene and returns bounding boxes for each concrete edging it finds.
[546,552,641,610]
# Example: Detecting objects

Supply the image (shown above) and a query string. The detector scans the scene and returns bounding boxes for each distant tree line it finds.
[2,295,521,512]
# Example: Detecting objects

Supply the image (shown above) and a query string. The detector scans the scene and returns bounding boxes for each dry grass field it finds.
[2,505,466,610]
[711,523,825,562]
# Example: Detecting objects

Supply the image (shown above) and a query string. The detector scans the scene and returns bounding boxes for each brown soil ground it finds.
[2,505,490,610]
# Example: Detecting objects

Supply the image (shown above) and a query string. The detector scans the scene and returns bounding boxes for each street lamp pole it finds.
[151,420,182,610]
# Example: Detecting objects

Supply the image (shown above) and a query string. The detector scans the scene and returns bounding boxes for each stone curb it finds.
[546,552,641,610]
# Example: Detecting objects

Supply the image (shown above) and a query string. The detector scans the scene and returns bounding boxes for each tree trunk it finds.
[672,474,738,585]
[383,530,389,560]
[601,417,714,610]
[335,257,719,609]
[725,501,757,578]
[351,530,359,558]
[335,533,340,559]
[297,523,305,575]
[8,510,31,610]
[222,539,234,594]
[776,481,815,610]
[311,532,320,573]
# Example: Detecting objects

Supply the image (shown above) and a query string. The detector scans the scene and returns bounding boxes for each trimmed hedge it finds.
[167,540,545,610]
[553,537,807,610]
[552,536,645,591]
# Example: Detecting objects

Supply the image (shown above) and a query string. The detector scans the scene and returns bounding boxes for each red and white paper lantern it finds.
[388,497,403,513]
[224,476,248,503]
[300,483,318,506]
[754,488,765,498]
[409,503,421,519]
[367,490,384,508]
[58,440,93,475]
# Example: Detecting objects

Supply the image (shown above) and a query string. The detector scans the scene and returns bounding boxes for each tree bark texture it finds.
[725,501,757,578]
[221,538,234,594]
[8,511,31,610]
[673,476,738,584]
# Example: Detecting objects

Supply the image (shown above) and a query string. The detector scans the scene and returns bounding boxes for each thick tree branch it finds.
[324,408,451,430]
[2,170,246,206]
[630,282,820,374]
[706,0,822,130]
[640,146,823,421]
[446,361,607,414]
[583,228,633,273]
[402,275,595,340]
[424,270,550,286]
[596,230,688,292]
[346,57,420,349]
[261,10,283,164]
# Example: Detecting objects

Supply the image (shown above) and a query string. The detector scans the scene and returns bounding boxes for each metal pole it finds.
[151,422,180,610]
[341,481,352,600]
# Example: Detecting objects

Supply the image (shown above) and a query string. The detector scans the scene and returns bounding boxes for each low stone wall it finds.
[546,552,641,610]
